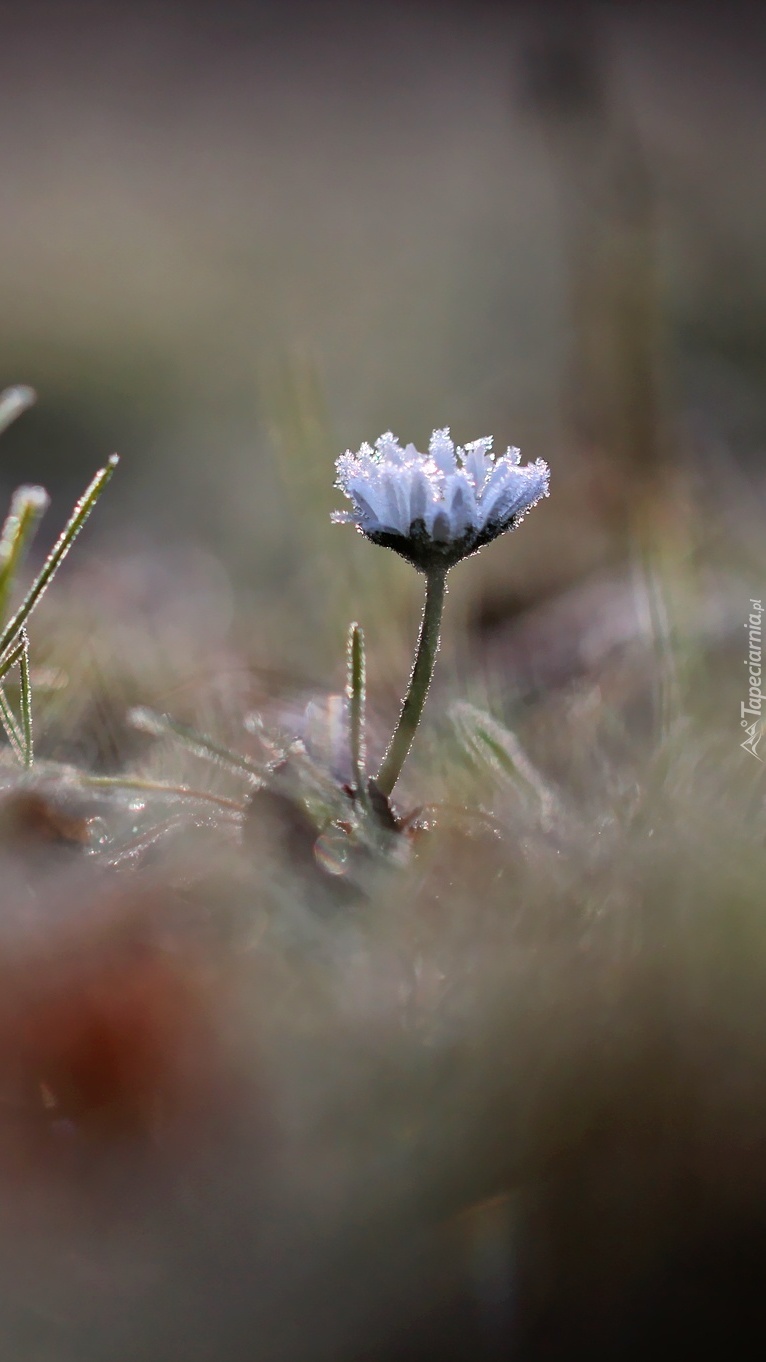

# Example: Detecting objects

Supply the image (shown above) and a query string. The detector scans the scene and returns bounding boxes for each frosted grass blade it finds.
[0,386,36,438]
[346,621,369,806]
[0,686,23,762]
[19,630,32,768]
[0,485,50,626]
[128,706,267,782]
[0,455,118,661]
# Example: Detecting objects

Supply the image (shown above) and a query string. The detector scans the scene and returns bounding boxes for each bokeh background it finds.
[0,7,765,1359]
[0,0,763,741]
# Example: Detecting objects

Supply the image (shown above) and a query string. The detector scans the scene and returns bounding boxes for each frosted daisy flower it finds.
[332,428,550,571]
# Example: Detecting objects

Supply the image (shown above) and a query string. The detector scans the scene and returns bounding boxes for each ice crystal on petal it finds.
[462,438,493,492]
[428,428,458,477]
[333,428,549,571]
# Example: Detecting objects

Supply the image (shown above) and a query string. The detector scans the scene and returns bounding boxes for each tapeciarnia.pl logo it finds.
[741,598,764,761]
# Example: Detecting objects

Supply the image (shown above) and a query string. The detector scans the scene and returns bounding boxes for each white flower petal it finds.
[351,487,387,530]
[482,462,550,526]
[333,429,549,563]
[429,428,457,476]
[409,467,430,525]
[476,467,511,524]
[446,475,477,537]
[382,472,410,534]
[375,432,405,465]
[461,438,494,491]
[394,466,414,528]
[478,455,528,519]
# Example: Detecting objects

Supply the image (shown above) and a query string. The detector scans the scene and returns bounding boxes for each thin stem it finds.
[0,634,28,682]
[376,567,447,798]
[128,707,267,782]
[346,621,370,808]
[83,775,246,812]
[0,633,32,764]
[19,631,32,768]
[0,687,24,761]
[0,456,118,662]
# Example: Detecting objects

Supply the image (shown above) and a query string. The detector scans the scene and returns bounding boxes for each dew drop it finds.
[314,827,351,877]
[86,816,110,849]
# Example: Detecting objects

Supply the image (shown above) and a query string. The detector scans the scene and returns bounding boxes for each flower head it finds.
[332,429,549,570]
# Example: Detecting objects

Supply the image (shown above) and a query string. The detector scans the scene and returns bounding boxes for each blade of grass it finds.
[0,634,29,683]
[451,701,563,831]
[0,386,36,438]
[0,686,24,762]
[0,632,30,764]
[0,485,50,626]
[128,706,267,782]
[83,774,246,812]
[346,621,371,809]
[19,630,32,769]
[0,455,119,662]
[633,533,679,744]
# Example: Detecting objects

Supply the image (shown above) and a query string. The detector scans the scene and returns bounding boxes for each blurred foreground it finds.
[0,603,764,1360]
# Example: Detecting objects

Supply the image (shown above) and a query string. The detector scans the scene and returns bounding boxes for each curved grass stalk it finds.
[0,687,24,762]
[346,621,372,811]
[0,633,29,683]
[0,456,118,663]
[18,631,32,768]
[0,486,50,627]
[0,458,118,768]
[83,774,246,813]
[128,707,268,783]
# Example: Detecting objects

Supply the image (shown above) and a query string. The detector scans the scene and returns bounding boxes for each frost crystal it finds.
[332,429,549,570]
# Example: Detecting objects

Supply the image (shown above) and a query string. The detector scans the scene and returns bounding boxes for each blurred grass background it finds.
[0,0,763,704]
[0,6,764,1356]
[0,1,757,648]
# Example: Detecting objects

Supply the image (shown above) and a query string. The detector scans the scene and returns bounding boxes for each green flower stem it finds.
[376,566,447,798]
